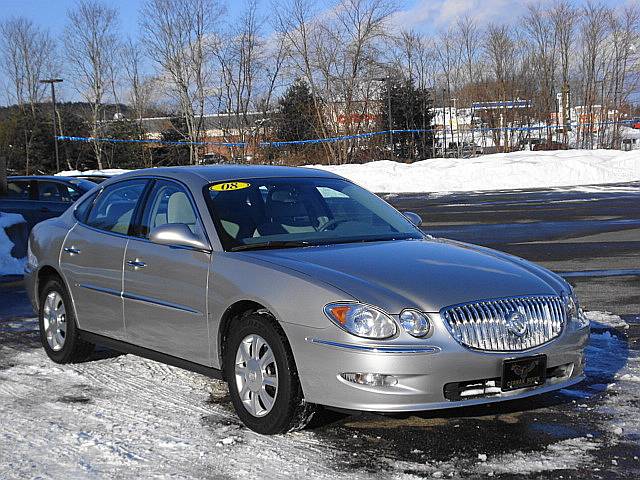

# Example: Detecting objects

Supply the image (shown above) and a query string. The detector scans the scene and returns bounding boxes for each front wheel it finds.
[39,277,94,364]
[224,312,316,434]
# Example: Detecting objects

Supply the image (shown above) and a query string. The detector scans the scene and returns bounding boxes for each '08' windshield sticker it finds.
[210,182,251,192]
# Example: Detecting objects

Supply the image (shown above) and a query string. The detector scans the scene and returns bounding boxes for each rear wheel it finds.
[224,312,316,434]
[39,277,94,363]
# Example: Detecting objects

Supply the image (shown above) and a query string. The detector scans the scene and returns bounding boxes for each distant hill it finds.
[0,102,167,121]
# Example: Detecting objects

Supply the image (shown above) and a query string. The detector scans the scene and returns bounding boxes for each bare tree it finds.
[122,38,155,166]
[65,0,119,170]
[522,4,557,141]
[607,5,640,147]
[0,17,56,173]
[276,0,397,164]
[457,16,482,87]
[141,0,223,164]
[484,23,524,150]
[550,1,578,145]
[577,2,609,148]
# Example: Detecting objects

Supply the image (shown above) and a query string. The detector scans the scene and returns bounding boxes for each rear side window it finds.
[5,181,31,199]
[85,179,148,235]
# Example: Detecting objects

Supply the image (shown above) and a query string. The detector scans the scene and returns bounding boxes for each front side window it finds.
[85,179,147,235]
[58,183,84,202]
[140,180,204,239]
[205,177,423,251]
[5,181,31,199]
[37,181,65,202]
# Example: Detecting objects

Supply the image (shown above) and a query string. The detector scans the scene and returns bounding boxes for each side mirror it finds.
[149,223,211,252]
[403,211,423,226]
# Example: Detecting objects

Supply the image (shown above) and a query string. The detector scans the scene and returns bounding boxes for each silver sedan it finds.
[25,166,589,434]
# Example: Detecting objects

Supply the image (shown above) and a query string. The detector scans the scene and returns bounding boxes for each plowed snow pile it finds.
[310,149,640,193]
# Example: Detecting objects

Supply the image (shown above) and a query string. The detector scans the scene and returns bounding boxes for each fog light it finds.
[340,372,398,387]
[399,309,430,337]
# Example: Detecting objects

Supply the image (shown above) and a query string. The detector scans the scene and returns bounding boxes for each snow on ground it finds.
[56,149,640,194]
[585,311,629,330]
[1,311,638,479]
[0,213,26,276]
[311,149,640,193]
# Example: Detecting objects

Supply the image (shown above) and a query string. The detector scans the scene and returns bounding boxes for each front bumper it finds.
[285,321,589,412]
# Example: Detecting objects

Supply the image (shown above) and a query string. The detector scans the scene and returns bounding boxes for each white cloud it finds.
[391,0,534,32]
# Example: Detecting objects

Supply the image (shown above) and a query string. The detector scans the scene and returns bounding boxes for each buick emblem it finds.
[506,311,528,337]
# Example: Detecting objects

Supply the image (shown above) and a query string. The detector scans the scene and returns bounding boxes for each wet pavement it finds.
[2,182,640,478]
[386,182,640,315]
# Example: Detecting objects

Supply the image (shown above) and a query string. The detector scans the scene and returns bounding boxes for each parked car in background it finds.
[532,141,569,151]
[0,176,96,231]
[69,173,112,184]
[26,166,588,434]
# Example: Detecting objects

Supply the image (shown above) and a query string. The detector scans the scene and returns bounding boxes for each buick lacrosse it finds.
[25,166,589,434]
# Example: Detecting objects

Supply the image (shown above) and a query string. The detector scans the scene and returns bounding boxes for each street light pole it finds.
[39,78,63,173]
[386,75,393,157]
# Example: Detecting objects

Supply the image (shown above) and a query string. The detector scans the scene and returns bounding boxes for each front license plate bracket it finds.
[501,355,547,392]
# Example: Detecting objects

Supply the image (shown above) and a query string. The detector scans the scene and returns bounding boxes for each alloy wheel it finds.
[234,334,279,417]
[43,291,67,351]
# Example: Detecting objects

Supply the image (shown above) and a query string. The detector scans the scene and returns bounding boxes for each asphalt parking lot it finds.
[1,183,639,479]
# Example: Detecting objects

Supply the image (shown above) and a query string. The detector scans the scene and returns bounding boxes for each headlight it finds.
[324,303,397,339]
[399,309,430,337]
[562,289,589,329]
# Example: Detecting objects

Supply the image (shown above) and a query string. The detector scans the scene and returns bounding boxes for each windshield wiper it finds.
[229,240,312,252]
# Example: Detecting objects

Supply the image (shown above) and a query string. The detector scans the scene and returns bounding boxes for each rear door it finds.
[60,178,149,339]
[0,180,39,230]
[122,179,211,365]
[34,180,80,224]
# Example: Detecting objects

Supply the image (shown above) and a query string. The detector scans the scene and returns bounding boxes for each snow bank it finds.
[309,149,640,193]
[56,149,640,194]
[56,168,129,177]
[0,213,26,276]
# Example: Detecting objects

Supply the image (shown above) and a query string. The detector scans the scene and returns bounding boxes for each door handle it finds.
[63,247,81,255]
[40,207,51,213]
[126,260,147,269]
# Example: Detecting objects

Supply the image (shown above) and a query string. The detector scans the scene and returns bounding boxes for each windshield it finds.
[68,179,98,192]
[204,177,423,251]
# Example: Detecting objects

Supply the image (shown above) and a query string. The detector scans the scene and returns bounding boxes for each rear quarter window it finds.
[74,191,99,222]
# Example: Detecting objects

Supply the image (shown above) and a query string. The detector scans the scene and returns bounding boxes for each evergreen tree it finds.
[378,77,434,161]
[275,79,317,143]
[153,117,191,166]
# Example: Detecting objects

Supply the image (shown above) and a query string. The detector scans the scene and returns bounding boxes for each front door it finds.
[123,179,210,365]
[60,178,149,339]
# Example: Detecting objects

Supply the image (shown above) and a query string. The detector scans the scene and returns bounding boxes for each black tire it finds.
[223,312,316,434]
[39,277,94,364]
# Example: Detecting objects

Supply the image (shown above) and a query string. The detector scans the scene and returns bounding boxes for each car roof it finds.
[114,165,342,183]
[8,175,80,182]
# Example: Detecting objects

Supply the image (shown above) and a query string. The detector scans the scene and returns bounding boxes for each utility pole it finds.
[442,89,447,157]
[451,97,460,157]
[0,154,7,195]
[383,75,393,157]
[39,78,64,173]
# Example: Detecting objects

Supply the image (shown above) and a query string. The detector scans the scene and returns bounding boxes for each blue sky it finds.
[1,0,624,37]
[0,0,627,106]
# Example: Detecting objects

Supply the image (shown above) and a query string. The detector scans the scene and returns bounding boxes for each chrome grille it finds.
[440,296,566,352]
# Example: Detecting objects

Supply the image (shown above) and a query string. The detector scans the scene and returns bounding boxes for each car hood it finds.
[242,238,568,313]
